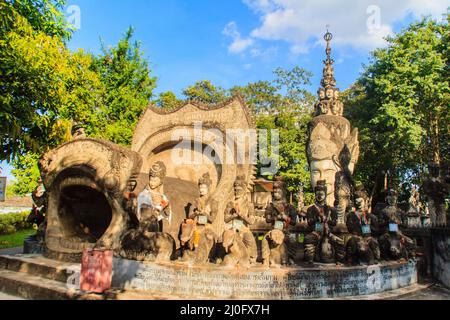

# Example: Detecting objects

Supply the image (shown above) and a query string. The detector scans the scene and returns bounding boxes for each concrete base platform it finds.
[112,258,418,299]
[0,254,420,300]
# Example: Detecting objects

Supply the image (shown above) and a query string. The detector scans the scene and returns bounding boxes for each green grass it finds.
[0,229,35,249]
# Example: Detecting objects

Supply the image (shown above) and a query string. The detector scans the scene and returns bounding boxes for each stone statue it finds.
[221,229,251,268]
[422,162,447,227]
[262,177,296,266]
[261,229,288,267]
[346,186,380,265]
[223,176,258,265]
[405,186,422,228]
[136,161,172,232]
[24,179,48,253]
[304,180,345,265]
[28,179,47,242]
[307,31,359,207]
[378,189,416,261]
[334,145,355,231]
[180,173,218,263]
[119,162,175,261]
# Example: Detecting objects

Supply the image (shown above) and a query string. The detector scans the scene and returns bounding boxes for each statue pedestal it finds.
[111,259,417,299]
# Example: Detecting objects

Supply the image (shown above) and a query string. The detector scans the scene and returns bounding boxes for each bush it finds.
[0,211,33,236]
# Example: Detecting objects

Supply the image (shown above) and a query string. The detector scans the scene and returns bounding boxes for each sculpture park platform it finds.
[0,254,423,300]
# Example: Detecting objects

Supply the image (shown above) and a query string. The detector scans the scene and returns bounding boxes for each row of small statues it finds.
[118,162,418,268]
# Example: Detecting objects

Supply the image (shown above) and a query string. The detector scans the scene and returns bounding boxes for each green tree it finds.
[91,27,157,146]
[155,91,182,110]
[344,16,449,199]
[182,80,229,104]
[1,0,73,41]
[0,6,100,162]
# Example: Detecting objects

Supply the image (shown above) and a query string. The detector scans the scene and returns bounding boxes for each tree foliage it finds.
[344,16,449,199]
[1,2,156,194]
[91,27,157,146]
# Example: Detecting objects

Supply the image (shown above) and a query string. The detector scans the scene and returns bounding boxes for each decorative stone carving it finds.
[119,161,176,261]
[221,229,251,268]
[131,98,257,248]
[307,31,359,207]
[346,186,380,265]
[422,162,448,227]
[304,180,345,265]
[263,176,297,265]
[378,189,416,261]
[39,138,143,261]
[261,229,288,267]
[223,176,258,264]
[180,173,218,263]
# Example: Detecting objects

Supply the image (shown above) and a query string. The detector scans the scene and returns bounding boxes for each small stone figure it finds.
[405,186,422,228]
[24,179,48,253]
[378,189,416,261]
[262,177,296,266]
[180,173,218,263]
[221,229,251,268]
[346,186,380,265]
[119,230,176,262]
[304,180,345,265]
[261,229,288,267]
[223,176,258,265]
[422,162,447,227]
[119,162,175,261]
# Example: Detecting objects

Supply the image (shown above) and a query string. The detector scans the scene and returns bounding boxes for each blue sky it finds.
[1,0,448,181]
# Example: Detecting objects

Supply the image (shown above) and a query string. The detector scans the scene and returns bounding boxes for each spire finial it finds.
[314,27,344,117]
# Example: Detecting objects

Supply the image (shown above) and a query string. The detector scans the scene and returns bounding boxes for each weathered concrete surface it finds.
[432,228,450,289]
[0,254,447,300]
[112,258,417,300]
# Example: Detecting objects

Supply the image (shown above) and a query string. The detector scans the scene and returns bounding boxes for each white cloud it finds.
[241,0,448,52]
[222,21,254,54]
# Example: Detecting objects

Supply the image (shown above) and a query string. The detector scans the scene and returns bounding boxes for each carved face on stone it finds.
[273,186,284,201]
[326,88,334,100]
[355,197,366,212]
[311,159,338,204]
[386,191,398,207]
[234,181,246,199]
[318,88,326,100]
[149,176,162,190]
[333,90,340,100]
[199,183,209,197]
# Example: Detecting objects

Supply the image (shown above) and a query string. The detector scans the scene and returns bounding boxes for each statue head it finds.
[149,161,166,190]
[354,186,368,212]
[273,176,286,202]
[198,173,212,197]
[234,176,247,200]
[325,87,334,100]
[315,180,327,205]
[386,189,398,206]
[318,88,326,100]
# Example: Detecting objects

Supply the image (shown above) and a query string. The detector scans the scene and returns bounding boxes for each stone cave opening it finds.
[58,185,112,243]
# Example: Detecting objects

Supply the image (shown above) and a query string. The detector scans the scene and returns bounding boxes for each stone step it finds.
[0,254,79,283]
[0,269,103,300]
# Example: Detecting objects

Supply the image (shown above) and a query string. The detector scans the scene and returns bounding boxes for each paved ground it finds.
[398,283,450,300]
[0,292,24,300]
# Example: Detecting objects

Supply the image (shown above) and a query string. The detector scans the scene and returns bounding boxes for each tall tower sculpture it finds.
[307,30,360,217]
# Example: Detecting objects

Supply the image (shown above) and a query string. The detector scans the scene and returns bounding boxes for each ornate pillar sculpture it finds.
[307,30,360,216]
